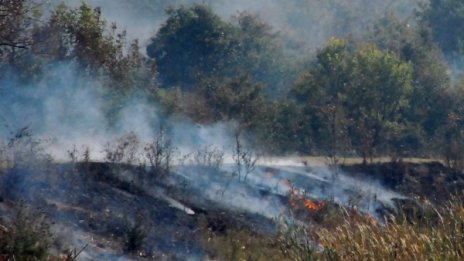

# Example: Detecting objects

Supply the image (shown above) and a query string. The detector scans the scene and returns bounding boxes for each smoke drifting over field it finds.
[0,0,408,216]
[0,62,237,161]
[0,59,401,219]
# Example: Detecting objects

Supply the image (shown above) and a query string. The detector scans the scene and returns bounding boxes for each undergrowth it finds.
[198,199,463,260]
[279,198,464,261]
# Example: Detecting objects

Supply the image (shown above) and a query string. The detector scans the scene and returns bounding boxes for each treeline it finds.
[1,1,464,167]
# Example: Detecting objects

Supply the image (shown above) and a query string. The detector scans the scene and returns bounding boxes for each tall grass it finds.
[280,199,464,261]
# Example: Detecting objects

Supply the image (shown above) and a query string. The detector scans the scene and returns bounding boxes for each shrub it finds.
[124,211,148,253]
[144,129,175,178]
[0,202,53,261]
[191,145,224,169]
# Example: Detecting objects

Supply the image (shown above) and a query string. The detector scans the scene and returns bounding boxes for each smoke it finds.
[0,59,402,218]
[48,0,422,52]
[0,0,409,219]
[168,159,403,222]
[0,61,239,162]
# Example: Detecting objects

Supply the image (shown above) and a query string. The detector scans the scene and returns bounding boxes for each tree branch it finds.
[0,41,29,49]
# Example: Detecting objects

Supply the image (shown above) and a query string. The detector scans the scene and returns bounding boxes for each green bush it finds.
[0,202,53,261]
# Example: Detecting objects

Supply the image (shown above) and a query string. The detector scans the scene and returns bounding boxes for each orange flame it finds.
[304,199,325,211]
[367,215,377,225]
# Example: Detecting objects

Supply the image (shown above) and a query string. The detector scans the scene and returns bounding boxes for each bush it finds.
[124,211,148,253]
[0,202,53,261]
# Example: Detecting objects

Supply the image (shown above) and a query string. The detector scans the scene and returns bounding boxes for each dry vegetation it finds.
[309,199,463,261]
[313,205,463,260]
[199,199,463,261]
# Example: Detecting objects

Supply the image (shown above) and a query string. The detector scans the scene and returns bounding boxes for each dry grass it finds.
[280,199,464,261]
[199,200,463,260]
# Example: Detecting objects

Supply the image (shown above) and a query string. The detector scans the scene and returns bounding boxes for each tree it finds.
[0,0,40,52]
[251,100,311,154]
[199,73,264,126]
[147,4,235,89]
[368,14,451,156]
[0,0,44,79]
[230,13,292,94]
[346,44,413,162]
[291,38,413,161]
[440,82,464,169]
[290,38,352,156]
[41,3,155,89]
[36,2,158,121]
[419,0,464,54]
[147,5,291,92]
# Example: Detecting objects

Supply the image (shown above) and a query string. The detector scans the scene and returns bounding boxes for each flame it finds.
[366,215,377,225]
[304,199,324,211]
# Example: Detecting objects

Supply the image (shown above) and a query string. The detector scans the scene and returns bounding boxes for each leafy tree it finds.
[33,2,158,123]
[0,0,45,80]
[419,0,464,54]
[368,14,451,156]
[290,38,352,155]
[147,4,235,89]
[230,13,293,94]
[0,0,41,52]
[251,100,311,154]
[147,5,291,92]
[440,81,464,169]
[40,3,156,91]
[346,44,413,162]
[291,38,413,161]
[199,73,264,126]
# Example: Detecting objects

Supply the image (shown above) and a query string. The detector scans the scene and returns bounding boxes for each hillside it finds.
[1,0,464,260]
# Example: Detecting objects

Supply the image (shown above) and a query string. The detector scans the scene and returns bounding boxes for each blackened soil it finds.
[341,161,464,203]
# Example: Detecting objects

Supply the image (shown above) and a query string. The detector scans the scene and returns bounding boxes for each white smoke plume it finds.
[0,61,238,162]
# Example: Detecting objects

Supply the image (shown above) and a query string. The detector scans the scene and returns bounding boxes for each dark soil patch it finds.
[341,161,464,203]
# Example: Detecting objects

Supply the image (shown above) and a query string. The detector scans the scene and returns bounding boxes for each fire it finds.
[304,199,325,211]
[366,215,377,225]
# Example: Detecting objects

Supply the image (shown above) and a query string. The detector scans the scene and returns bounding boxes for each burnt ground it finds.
[341,161,464,203]
[0,162,276,260]
[0,160,462,260]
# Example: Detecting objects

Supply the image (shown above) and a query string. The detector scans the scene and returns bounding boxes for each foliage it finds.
[147,4,291,92]
[441,82,464,169]
[0,126,51,168]
[42,3,155,93]
[419,0,464,54]
[290,38,413,161]
[104,132,141,165]
[347,44,413,162]
[368,14,451,156]
[198,73,264,125]
[144,128,176,177]
[197,219,286,261]
[232,130,259,182]
[0,0,41,53]
[147,4,235,89]
[124,211,148,253]
[190,145,224,169]
[0,202,53,261]
[1,0,464,167]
